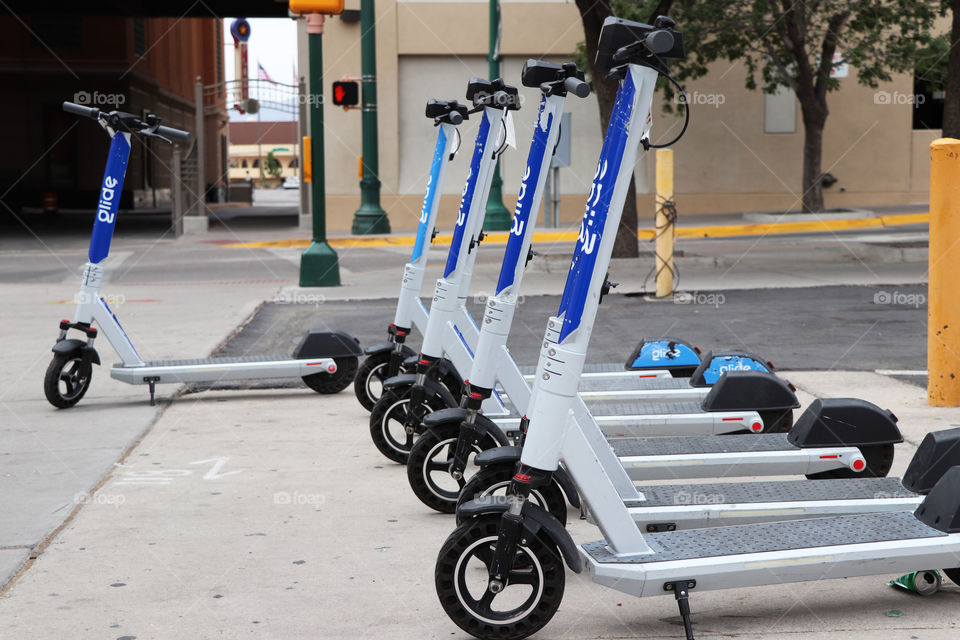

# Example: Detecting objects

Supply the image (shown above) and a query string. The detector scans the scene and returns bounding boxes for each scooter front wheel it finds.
[369,387,444,463]
[354,352,391,411]
[43,352,92,408]
[302,356,358,394]
[456,464,568,525]
[407,421,501,513]
[436,514,565,640]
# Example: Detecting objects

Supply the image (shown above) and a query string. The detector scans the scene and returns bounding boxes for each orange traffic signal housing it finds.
[289,0,344,15]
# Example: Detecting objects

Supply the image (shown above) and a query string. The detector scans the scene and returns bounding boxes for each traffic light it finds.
[289,0,344,14]
[331,81,359,107]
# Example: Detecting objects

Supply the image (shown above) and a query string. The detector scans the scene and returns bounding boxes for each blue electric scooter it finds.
[44,102,361,408]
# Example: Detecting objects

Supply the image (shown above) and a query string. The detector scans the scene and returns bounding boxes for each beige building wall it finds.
[311,0,934,233]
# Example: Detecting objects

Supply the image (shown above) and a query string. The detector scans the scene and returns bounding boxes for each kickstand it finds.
[144,377,160,406]
[664,580,696,640]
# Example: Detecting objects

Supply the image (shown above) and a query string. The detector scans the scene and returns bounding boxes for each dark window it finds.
[133,18,146,58]
[913,74,943,130]
[289,157,299,169]
[252,158,260,168]
[241,159,248,168]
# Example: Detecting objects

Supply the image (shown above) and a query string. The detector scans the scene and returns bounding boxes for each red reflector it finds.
[470,392,482,399]
[328,365,336,373]
[88,328,97,334]
[61,319,69,324]
[306,362,325,366]
[819,455,839,459]
[419,359,430,365]
[721,417,743,422]
[853,459,866,471]
[513,473,531,483]
[788,382,796,391]
[637,374,657,379]
[750,422,763,432]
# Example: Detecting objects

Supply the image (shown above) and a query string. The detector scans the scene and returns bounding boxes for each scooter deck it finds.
[582,511,940,564]
[110,354,336,385]
[627,477,913,507]
[610,433,791,456]
[138,355,290,366]
[576,377,692,392]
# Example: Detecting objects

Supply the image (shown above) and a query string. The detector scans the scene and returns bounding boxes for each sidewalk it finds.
[1,373,958,639]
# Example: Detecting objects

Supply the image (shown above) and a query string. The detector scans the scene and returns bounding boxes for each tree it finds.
[941,0,960,137]
[265,151,283,179]
[575,0,674,258]
[580,1,937,216]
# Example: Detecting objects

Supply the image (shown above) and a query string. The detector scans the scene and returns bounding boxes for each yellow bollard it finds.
[655,149,675,298]
[928,138,960,406]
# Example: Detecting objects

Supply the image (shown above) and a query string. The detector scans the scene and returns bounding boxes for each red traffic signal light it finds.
[332,81,359,107]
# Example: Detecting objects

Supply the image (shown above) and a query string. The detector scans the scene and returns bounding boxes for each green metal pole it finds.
[351,0,391,235]
[484,0,511,231]
[300,15,341,287]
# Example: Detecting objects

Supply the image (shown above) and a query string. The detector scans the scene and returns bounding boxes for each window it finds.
[289,157,299,169]
[241,159,248,168]
[133,18,146,58]
[252,159,260,168]
[913,74,943,130]
[764,85,796,134]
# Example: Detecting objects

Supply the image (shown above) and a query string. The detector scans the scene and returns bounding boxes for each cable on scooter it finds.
[642,70,689,150]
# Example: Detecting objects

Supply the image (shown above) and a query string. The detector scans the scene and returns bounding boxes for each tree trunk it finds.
[799,100,827,213]
[942,0,960,138]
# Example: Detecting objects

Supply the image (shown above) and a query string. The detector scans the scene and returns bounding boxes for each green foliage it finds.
[596,1,939,100]
[265,151,283,179]
[914,32,951,92]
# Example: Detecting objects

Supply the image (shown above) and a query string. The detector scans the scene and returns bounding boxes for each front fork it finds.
[404,354,440,434]
[450,382,491,480]
[487,463,553,593]
[387,323,411,378]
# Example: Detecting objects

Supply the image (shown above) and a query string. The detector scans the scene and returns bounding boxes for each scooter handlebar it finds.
[564,77,590,99]
[62,101,101,119]
[155,124,191,142]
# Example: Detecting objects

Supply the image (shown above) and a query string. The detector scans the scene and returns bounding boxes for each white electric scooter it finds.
[437,17,960,640]
[45,102,361,408]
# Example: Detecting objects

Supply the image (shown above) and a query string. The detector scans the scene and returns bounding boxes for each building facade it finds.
[308,0,940,233]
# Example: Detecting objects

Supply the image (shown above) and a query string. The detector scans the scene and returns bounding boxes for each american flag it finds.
[257,62,274,83]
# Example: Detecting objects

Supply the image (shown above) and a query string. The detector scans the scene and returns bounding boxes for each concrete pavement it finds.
[1,214,958,638]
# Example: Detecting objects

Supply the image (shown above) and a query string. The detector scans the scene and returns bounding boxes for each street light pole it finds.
[350,0,391,235]
[299,13,341,286]
[483,0,511,231]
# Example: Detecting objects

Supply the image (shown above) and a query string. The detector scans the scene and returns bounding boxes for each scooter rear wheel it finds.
[354,352,391,411]
[456,464,568,526]
[436,514,565,640]
[407,422,501,513]
[302,356,358,394]
[43,352,92,409]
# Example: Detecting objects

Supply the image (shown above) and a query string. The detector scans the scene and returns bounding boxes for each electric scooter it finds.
[436,18,960,640]
[404,60,799,513]
[368,77,523,461]
[45,102,361,408]
[352,98,474,411]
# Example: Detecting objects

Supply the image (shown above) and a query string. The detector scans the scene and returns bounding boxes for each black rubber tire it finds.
[43,352,93,409]
[758,409,794,434]
[456,464,568,526]
[353,352,391,412]
[805,443,896,480]
[369,386,446,463]
[435,514,565,640]
[302,356,358,394]
[407,421,501,514]
[943,568,960,587]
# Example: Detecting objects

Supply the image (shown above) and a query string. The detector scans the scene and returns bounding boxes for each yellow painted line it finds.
[222,212,928,249]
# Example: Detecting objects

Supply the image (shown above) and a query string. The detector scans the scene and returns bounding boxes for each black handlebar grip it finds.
[62,101,100,119]
[564,77,591,99]
[156,124,191,142]
[644,30,675,55]
[448,110,464,126]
